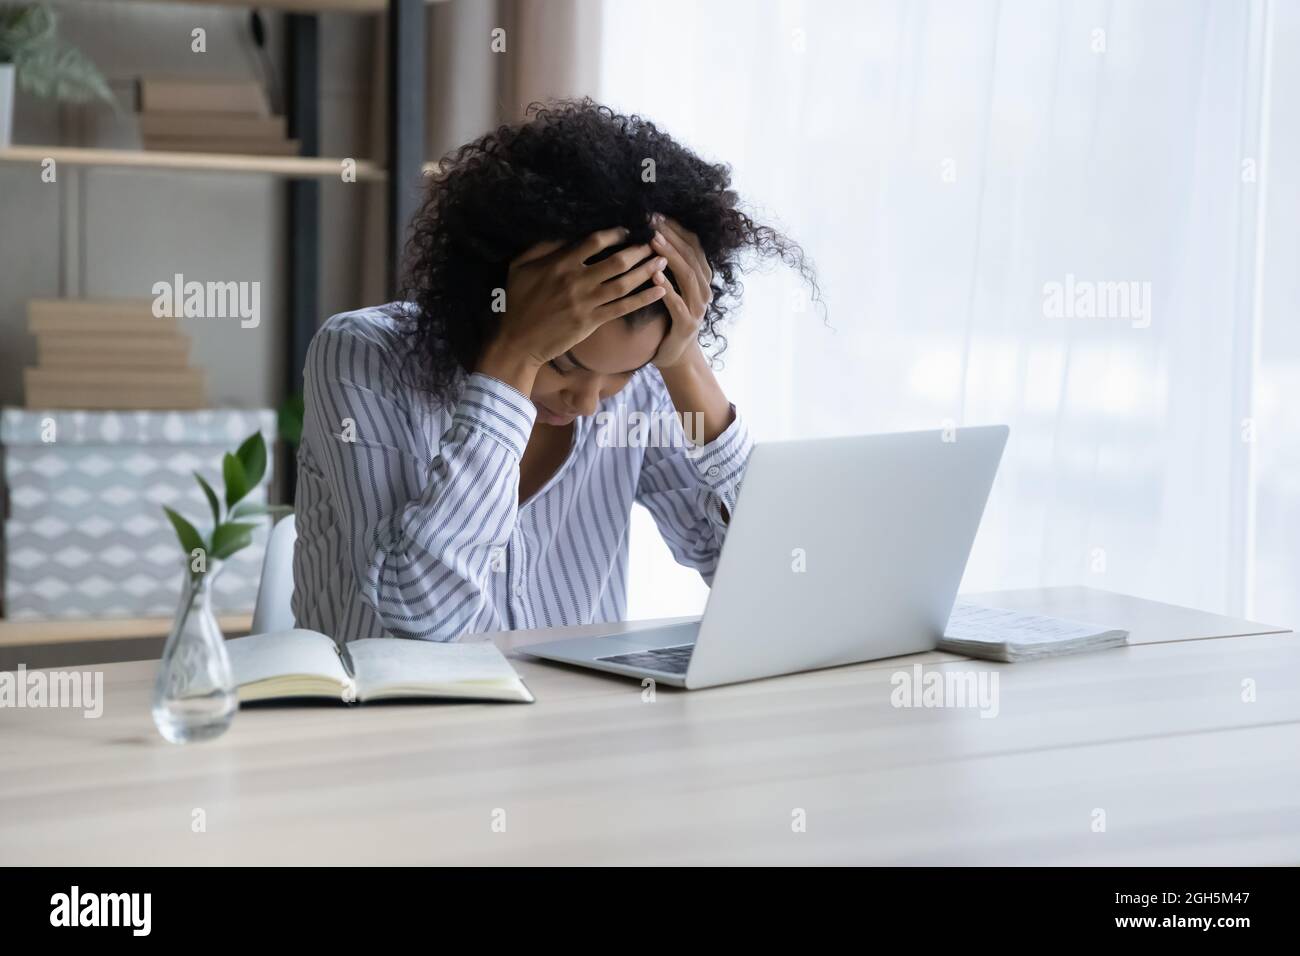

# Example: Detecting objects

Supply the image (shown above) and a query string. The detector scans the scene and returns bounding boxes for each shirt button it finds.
[514,582,525,597]
[707,465,721,478]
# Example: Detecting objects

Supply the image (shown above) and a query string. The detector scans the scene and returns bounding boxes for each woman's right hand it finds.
[477,227,668,395]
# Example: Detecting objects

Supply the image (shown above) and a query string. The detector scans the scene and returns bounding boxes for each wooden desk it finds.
[0,587,1293,865]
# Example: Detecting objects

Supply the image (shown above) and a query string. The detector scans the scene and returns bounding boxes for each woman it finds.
[292,98,817,641]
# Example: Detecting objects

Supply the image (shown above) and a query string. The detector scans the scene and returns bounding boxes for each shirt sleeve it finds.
[303,322,534,640]
[634,380,755,584]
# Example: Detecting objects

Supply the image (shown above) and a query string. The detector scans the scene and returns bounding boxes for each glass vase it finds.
[151,560,238,743]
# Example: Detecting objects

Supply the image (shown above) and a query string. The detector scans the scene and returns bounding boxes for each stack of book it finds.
[23,299,206,410]
[135,76,297,155]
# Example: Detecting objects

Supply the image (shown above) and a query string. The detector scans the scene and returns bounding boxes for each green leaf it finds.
[229,501,266,520]
[194,472,221,526]
[5,3,117,111]
[222,452,249,509]
[0,6,56,63]
[210,521,257,561]
[278,393,305,449]
[162,506,206,561]
[236,431,268,490]
[230,501,292,521]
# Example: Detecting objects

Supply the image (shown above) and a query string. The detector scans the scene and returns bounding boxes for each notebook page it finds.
[227,629,349,687]
[349,638,524,696]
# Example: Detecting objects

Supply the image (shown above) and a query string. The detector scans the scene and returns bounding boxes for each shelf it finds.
[0,614,253,648]
[0,145,387,181]
[125,0,445,13]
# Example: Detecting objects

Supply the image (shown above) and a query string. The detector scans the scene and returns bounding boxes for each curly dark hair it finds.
[398,97,820,402]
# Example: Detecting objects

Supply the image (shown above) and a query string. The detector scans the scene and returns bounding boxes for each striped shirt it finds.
[291,304,754,642]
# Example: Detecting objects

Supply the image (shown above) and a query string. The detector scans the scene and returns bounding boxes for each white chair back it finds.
[250,513,297,634]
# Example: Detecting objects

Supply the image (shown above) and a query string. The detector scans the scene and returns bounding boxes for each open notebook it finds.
[226,629,534,704]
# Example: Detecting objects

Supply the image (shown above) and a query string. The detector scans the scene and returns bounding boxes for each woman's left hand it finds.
[648,213,713,369]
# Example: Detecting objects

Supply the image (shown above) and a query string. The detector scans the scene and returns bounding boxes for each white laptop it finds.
[521,425,1009,689]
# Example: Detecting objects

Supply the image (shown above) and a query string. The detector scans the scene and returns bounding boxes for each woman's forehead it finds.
[569,313,668,374]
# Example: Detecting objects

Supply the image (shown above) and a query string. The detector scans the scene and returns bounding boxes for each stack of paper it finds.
[941,601,1129,662]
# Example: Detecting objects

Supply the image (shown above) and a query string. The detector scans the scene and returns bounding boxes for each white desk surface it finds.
[0,586,1292,865]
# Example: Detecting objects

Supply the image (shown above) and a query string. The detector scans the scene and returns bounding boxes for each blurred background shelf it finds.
[0,1,432,663]
[0,614,253,648]
[0,0,431,492]
[0,613,254,670]
[124,0,443,13]
[0,144,387,180]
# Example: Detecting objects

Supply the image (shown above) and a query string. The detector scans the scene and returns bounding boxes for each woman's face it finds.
[529,312,669,426]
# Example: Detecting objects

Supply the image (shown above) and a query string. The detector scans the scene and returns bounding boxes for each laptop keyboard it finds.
[597,643,695,675]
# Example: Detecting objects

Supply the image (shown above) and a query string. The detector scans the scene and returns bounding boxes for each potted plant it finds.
[152,431,289,744]
[0,2,115,148]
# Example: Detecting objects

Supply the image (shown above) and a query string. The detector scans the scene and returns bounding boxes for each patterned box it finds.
[1,408,277,620]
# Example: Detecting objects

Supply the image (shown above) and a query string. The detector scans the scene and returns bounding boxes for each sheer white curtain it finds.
[598,0,1298,627]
